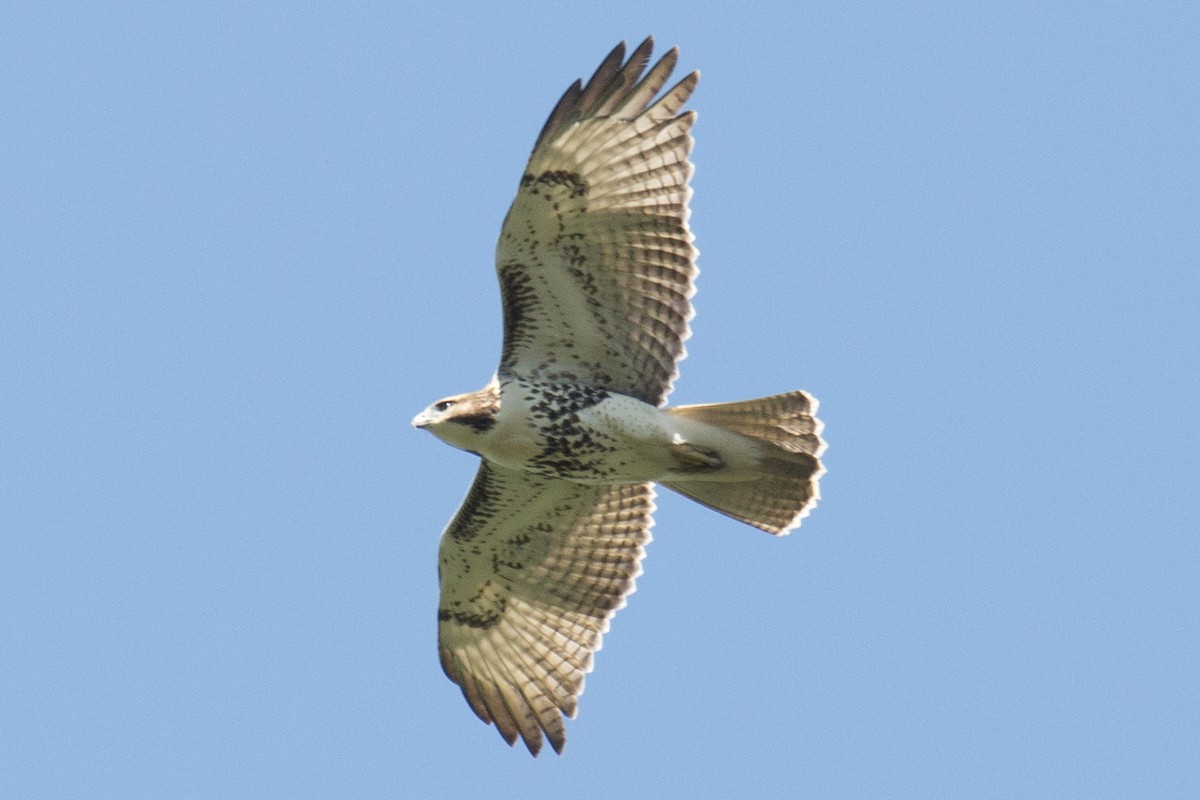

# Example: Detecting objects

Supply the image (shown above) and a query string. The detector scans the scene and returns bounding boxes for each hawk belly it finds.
[474,379,760,486]
[480,380,682,483]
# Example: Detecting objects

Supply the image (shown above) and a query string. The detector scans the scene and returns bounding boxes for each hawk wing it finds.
[495,37,699,406]
[437,462,654,755]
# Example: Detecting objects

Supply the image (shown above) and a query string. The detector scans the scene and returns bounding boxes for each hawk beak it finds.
[411,412,430,429]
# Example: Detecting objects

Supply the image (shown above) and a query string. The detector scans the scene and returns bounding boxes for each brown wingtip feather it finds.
[531,37,694,154]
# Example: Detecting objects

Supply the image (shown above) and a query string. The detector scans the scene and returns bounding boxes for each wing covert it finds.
[495,37,699,406]
[437,462,655,755]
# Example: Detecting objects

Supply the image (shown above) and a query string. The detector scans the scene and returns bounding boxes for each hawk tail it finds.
[662,391,826,535]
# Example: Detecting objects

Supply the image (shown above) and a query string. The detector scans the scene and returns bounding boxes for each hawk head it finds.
[412,381,501,451]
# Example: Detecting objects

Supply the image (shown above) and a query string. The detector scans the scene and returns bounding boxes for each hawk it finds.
[413,37,826,755]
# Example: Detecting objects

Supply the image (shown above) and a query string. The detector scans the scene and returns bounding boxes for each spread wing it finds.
[436,462,655,755]
[495,37,699,406]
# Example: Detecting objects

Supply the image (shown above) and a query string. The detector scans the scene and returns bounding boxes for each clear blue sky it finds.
[3,2,1197,798]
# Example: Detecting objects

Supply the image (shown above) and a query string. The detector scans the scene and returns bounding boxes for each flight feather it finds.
[496,37,700,406]
[437,462,654,755]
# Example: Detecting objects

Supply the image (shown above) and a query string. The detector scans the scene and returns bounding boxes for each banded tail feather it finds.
[663,391,826,534]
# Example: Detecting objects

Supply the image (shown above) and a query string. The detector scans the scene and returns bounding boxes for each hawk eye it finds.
[435,400,456,412]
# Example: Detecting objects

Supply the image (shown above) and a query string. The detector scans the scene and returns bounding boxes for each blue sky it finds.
[3,2,1197,797]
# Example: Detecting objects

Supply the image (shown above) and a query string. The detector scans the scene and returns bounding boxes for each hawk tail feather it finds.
[663,391,826,535]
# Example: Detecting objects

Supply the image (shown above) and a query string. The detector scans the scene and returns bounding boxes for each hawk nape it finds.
[412,37,826,755]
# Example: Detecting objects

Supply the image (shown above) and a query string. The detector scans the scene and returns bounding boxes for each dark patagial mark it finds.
[498,264,539,366]
[446,468,502,543]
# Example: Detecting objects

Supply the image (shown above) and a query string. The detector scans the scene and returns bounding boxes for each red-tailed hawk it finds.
[413,37,826,755]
